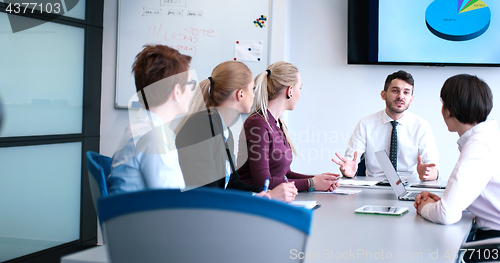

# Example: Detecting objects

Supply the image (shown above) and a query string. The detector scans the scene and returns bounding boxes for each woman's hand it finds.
[312,173,341,191]
[268,182,298,202]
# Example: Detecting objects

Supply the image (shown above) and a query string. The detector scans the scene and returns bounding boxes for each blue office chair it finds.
[98,188,313,263]
[86,151,112,211]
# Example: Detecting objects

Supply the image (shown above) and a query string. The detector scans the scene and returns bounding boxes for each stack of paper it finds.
[289,201,317,209]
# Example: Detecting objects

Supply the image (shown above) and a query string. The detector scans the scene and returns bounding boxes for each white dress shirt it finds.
[108,109,185,194]
[345,110,439,178]
[216,110,232,189]
[421,120,500,230]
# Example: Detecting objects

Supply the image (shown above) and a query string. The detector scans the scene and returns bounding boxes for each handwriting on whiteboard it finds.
[186,10,203,17]
[143,8,161,16]
[161,0,186,7]
[147,25,215,57]
[167,9,183,16]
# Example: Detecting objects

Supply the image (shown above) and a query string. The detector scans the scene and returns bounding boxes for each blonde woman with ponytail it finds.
[237,61,341,192]
[175,61,298,202]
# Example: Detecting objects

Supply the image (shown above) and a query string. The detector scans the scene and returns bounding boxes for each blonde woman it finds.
[237,61,340,192]
[176,61,297,202]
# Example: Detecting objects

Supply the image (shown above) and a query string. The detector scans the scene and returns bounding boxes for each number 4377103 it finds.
[6,3,62,14]
[444,248,498,260]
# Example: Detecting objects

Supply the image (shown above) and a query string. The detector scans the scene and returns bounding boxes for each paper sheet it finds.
[234,40,263,62]
[338,180,378,186]
[316,189,362,195]
[289,201,317,209]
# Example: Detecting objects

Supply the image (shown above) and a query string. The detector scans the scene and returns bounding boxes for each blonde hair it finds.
[199,61,252,108]
[175,61,252,134]
[252,61,299,155]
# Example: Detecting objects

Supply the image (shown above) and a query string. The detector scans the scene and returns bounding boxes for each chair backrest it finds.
[98,188,312,263]
[86,151,111,211]
[355,153,366,176]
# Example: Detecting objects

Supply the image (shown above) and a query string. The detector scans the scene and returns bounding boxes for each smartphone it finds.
[354,205,409,216]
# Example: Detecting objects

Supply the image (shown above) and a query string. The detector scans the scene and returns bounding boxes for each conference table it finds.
[61,178,473,263]
[296,178,473,263]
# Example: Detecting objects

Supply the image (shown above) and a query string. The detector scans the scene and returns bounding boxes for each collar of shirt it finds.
[381,110,409,126]
[136,108,164,127]
[266,109,279,128]
[131,108,177,151]
[214,108,229,140]
[457,120,498,152]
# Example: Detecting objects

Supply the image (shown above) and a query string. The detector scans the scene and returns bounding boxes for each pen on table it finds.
[263,177,270,192]
[284,175,289,183]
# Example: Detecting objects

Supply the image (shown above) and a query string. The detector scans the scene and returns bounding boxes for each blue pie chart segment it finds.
[425,0,491,41]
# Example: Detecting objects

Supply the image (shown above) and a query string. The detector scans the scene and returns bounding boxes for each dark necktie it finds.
[224,127,236,189]
[390,121,398,171]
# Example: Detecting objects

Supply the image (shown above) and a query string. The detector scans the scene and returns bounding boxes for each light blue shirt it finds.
[108,109,185,194]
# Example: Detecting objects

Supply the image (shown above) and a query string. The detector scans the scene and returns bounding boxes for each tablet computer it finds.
[354,205,409,216]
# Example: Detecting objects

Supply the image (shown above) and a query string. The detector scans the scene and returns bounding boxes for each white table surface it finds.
[296,186,472,263]
[61,179,472,263]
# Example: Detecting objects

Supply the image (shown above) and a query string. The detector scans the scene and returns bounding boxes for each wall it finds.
[101,0,126,157]
[287,0,500,180]
[100,0,289,156]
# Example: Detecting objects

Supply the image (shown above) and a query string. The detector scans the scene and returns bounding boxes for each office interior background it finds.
[103,0,500,181]
[1,0,500,262]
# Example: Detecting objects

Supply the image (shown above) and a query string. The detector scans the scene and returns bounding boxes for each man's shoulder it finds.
[358,110,385,125]
[468,121,500,147]
[403,111,431,126]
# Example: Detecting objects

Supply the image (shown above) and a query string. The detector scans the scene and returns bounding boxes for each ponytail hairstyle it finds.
[174,61,252,134]
[252,61,299,155]
[199,61,252,108]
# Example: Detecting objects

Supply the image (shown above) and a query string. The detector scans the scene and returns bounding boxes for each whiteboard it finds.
[115,0,271,109]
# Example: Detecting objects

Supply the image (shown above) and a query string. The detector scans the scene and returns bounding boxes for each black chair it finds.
[355,153,366,176]
[458,228,500,263]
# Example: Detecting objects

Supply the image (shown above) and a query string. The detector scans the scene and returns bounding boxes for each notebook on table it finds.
[374,150,421,201]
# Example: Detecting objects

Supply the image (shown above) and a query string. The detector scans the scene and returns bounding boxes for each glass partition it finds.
[0,12,84,137]
[0,142,82,262]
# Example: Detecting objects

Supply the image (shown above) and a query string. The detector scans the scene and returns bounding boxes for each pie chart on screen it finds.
[425,0,491,41]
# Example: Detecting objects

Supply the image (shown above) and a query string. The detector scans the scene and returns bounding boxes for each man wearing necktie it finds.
[332,70,439,181]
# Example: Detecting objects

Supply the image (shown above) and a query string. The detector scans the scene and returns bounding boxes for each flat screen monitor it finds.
[348,0,500,66]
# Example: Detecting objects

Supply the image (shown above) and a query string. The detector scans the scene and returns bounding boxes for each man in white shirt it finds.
[332,70,439,180]
[415,75,500,248]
